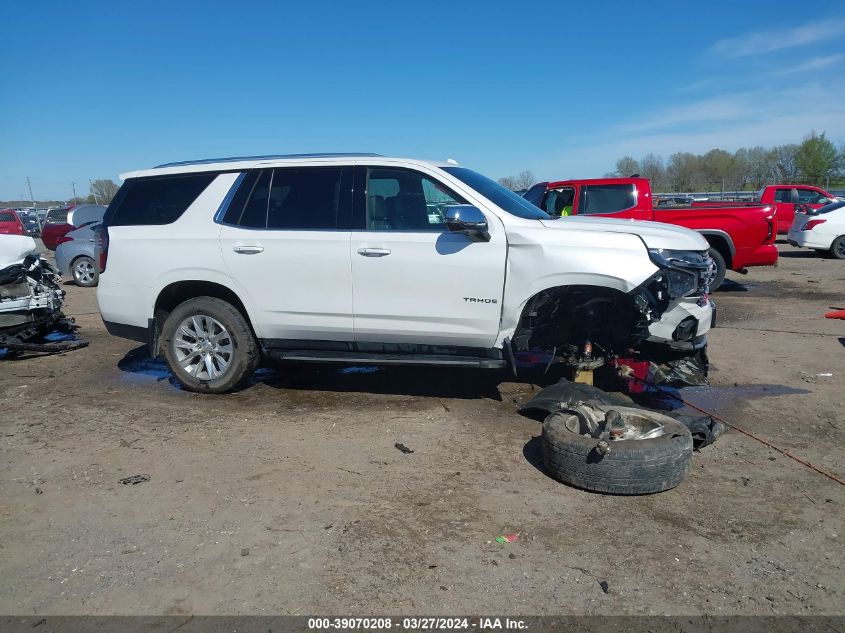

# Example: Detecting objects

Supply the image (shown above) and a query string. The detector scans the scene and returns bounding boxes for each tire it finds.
[71,256,99,287]
[161,296,259,394]
[830,236,845,260]
[541,407,693,495]
[705,248,727,292]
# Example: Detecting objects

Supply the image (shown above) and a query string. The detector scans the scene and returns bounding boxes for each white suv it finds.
[96,154,715,393]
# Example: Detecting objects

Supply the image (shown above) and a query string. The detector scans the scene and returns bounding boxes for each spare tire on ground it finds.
[520,378,725,450]
[542,406,693,495]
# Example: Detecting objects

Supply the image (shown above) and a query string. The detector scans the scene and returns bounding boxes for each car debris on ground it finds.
[519,378,728,494]
[0,235,87,356]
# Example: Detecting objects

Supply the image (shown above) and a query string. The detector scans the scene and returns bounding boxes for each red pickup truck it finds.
[523,177,778,290]
[692,185,838,234]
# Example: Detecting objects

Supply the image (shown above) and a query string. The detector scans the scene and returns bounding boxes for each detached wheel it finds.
[542,407,693,495]
[705,248,726,291]
[161,296,259,394]
[72,256,99,287]
[830,236,845,260]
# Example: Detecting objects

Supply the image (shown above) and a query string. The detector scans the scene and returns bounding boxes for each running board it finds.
[268,350,506,369]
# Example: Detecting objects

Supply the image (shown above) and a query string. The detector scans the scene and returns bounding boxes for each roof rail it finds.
[155,153,383,168]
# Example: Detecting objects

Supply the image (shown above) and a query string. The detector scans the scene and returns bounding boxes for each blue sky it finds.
[2,0,844,200]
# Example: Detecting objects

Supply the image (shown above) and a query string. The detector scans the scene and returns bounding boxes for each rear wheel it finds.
[72,256,99,287]
[705,248,727,291]
[161,296,259,393]
[830,236,845,260]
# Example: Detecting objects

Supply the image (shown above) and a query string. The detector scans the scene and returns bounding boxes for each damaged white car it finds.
[0,235,83,353]
[97,154,716,393]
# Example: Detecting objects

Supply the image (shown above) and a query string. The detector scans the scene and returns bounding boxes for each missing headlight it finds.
[648,248,709,298]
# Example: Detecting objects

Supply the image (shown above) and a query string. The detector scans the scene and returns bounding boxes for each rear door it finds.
[772,187,797,233]
[571,183,650,220]
[349,166,506,348]
[218,167,354,341]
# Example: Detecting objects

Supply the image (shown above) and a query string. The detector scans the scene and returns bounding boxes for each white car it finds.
[96,154,715,393]
[787,200,845,259]
[0,235,66,347]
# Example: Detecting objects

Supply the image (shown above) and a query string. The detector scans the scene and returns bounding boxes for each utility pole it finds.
[26,176,36,209]
[89,179,99,204]
[71,181,77,202]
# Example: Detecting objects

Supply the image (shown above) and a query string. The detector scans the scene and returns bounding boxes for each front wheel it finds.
[161,296,260,393]
[72,256,99,287]
[705,248,727,292]
[830,236,845,260]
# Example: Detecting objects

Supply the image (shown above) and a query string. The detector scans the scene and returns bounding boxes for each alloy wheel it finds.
[74,259,96,285]
[172,314,234,380]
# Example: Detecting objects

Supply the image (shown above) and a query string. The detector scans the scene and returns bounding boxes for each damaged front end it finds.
[0,236,83,353]
[512,250,715,389]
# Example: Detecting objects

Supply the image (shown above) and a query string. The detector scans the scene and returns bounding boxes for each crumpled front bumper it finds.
[645,295,715,351]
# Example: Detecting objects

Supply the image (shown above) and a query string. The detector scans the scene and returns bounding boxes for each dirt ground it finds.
[0,242,842,617]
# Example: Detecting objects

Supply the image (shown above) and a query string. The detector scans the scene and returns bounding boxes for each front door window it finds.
[365,168,465,231]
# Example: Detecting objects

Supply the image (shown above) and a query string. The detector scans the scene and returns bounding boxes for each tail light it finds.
[94,226,109,272]
[764,210,775,243]
[804,219,826,231]
[55,235,74,246]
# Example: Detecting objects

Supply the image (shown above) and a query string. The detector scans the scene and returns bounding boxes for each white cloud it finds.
[771,53,845,75]
[534,83,845,180]
[613,93,759,134]
[710,18,845,57]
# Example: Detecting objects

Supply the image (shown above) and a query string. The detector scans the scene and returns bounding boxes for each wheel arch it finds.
[698,230,734,268]
[152,280,258,355]
[502,283,644,358]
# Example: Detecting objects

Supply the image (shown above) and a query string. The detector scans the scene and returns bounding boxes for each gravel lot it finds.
[0,243,842,616]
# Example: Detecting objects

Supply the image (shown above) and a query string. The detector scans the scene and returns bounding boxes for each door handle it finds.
[233,245,264,254]
[357,248,391,257]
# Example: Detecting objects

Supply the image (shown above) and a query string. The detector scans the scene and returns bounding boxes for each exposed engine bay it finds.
[0,235,86,354]
[512,280,710,389]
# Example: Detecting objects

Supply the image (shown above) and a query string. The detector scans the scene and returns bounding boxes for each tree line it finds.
[608,131,843,192]
[68,179,121,205]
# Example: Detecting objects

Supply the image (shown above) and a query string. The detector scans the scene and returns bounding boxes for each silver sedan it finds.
[54,223,100,287]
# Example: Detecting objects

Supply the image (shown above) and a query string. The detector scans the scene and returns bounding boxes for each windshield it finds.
[442,167,551,220]
[815,200,845,215]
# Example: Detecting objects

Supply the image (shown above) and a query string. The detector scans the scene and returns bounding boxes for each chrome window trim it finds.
[213,172,247,224]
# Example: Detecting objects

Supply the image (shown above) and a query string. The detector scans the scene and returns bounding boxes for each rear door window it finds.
[107,173,216,226]
[223,168,345,230]
[267,168,343,230]
[774,188,794,203]
[578,184,636,215]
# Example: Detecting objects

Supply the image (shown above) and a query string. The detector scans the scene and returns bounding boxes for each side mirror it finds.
[445,205,490,242]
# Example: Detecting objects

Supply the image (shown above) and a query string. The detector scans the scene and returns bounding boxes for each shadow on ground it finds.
[778,250,825,259]
[715,278,752,292]
[117,344,509,400]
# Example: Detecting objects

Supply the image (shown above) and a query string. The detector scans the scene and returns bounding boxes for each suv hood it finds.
[0,235,38,268]
[539,216,708,251]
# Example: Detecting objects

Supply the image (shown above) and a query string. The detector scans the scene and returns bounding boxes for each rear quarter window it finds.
[106,173,217,226]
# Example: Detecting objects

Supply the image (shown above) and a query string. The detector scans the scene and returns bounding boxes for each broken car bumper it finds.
[645,295,714,351]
